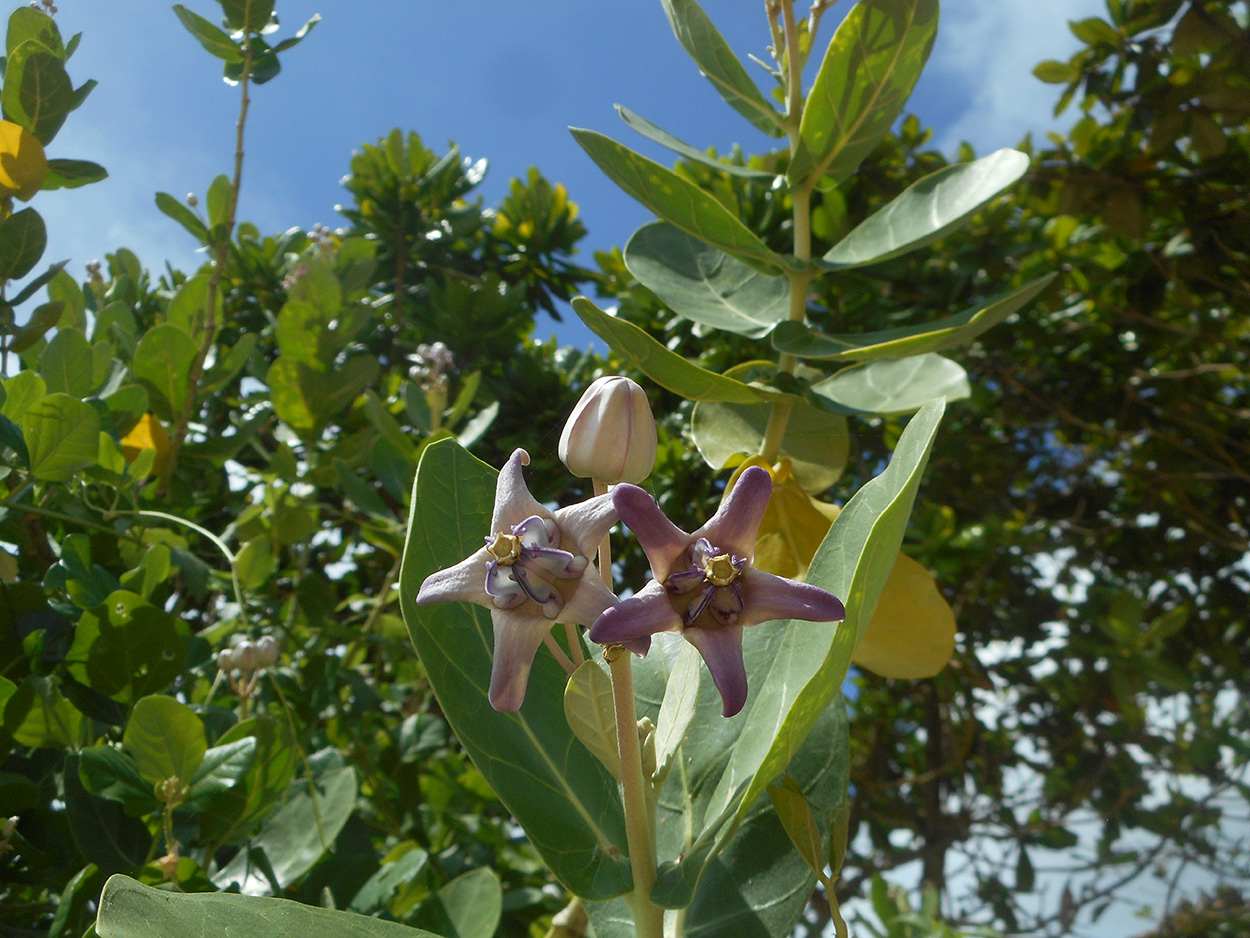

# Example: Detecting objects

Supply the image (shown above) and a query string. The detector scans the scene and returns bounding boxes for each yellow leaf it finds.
[0,120,48,202]
[727,456,840,579]
[853,553,955,679]
[120,413,173,478]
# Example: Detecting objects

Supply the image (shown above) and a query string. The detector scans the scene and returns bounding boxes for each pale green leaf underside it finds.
[812,353,970,415]
[617,106,778,181]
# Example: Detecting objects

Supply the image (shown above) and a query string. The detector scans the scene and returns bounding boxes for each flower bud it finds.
[559,376,657,484]
[255,635,279,668]
[216,648,238,672]
[234,641,258,672]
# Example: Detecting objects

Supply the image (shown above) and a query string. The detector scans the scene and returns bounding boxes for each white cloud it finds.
[929,0,1105,152]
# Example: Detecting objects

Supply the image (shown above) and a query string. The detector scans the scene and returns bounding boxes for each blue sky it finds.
[38,0,1103,348]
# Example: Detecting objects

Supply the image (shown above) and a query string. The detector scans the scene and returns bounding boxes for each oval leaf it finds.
[852,553,955,678]
[21,392,99,481]
[811,353,970,415]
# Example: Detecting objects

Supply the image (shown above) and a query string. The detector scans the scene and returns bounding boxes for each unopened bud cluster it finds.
[217,636,279,705]
[559,376,657,485]
[410,342,456,392]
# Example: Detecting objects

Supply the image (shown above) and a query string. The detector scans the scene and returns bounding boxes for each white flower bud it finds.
[216,648,238,672]
[234,641,259,671]
[3,816,17,839]
[558,376,657,484]
[255,636,279,668]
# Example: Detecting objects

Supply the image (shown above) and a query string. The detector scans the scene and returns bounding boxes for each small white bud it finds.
[2,816,17,839]
[216,648,238,672]
[558,376,657,484]
[255,636,279,667]
[234,641,259,671]
[186,193,198,207]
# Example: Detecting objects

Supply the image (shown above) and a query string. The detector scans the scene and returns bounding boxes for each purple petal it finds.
[685,625,748,717]
[514,515,559,550]
[484,560,527,609]
[520,546,587,579]
[552,491,618,560]
[561,566,620,629]
[491,449,548,532]
[589,580,681,645]
[613,484,691,581]
[417,549,491,607]
[513,566,562,618]
[709,583,744,626]
[666,566,705,595]
[487,612,552,711]
[695,466,771,561]
[739,567,846,627]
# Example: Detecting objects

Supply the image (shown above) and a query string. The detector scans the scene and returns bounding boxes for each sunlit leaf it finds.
[852,553,955,678]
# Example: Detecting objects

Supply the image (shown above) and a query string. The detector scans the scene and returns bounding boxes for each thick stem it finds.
[605,645,664,938]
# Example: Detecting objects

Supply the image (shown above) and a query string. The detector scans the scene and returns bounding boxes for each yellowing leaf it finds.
[728,456,841,580]
[120,413,172,478]
[0,120,48,201]
[853,553,955,678]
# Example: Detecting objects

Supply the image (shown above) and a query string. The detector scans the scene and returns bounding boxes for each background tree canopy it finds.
[0,1,1245,937]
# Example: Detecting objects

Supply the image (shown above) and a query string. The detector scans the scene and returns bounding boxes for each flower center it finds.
[703,552,740,587]
[486,532,522,565]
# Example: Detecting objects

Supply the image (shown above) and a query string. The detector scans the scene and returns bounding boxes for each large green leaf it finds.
[41,157,108,190]
[571,297,785,404]
[221,0,276,31]
[130,324,199,421]
[66,592,187,702]
[820,149,1030,270]
[771,273,1058,361]
[659,0,783,137]
[571,129,789,275]
[39,326,93,398]
[703,400,944,831]
[171,5,243,62]
[96,875,445,938]
[811,353,969,415]
[3,40,73,143]
[123,694,206,786]
[0,207,48,281]
[691,396,849,491]
[792,0,939,185]
[410,867,502,938]
[616,107,777,181]
[213,762,358,894]
[21,392,99,481]
[624,222,790,338]
[399,440,632,900]
[64,753,152,876]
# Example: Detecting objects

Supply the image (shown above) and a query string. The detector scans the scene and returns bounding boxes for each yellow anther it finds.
[487,532,522,565]
[704,553,740,587]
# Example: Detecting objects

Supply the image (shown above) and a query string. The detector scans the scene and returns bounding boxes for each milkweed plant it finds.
[400,0,1053,935]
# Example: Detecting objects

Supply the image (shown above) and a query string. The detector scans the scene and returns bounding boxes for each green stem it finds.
[606,645,664,938]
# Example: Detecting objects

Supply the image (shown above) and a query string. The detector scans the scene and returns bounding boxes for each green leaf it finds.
[10,258,69,306]
[704,400,944,831]
[398,440,632,900]
[616,107,777,180]
[3,41,73,143]
[155,191,209,244]
[654,642,700,778]
[212,763,358,894]
[235,536,276,591]
[771,273,1057,362]
[767,776,826,881]
[64,753,152,875]
[9,300,62,353]
[221,0,276,31]
[96,874,446,938]
[206,172,231,232]
[659,0,783,137]
[123,695,207,785]
[0,206,47,281]
[165,273,221,337]
[202,333,258,393]
[0,368,46,423]
[811,353,969,414]
[131,323,199,421]
[1069,16,1120,46]
[6,7,64,59]
[792,0,939,185]
[270,14,320,54]
[171,5,243,62]
[570,297,783,404]
[624,222,789,338]
[410,867,503,938]
[39,326,93,397]
[348,846,429,915]
[199,716,299,843]
[0,413,30,468]
[21,392,99,481]
[41,158,107,190]
[363,390,416,459]
[691,396,849,490]
[571,129,789,275]
[564,660,620,779]
[820,149,1030,270]
[185,738,257,809]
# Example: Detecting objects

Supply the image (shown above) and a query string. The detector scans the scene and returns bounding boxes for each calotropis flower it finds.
[416,448,618,711]
[590,466,845,717]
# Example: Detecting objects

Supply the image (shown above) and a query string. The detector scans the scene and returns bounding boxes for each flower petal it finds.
[739,567,846,627]
[485,560,527,609]
[684,625,748,717]
[561,566,620,630]
[417,549,491,607]
[491,449,548,532]
[695,465,771,561]
[552,490,618,560]
[612,484,691,581]
[589,580,680,645]
[514,515,560,550]
[488,611,552,711]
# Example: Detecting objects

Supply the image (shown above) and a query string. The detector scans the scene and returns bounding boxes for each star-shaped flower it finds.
[589,466,845,717]
[416,448,618,711]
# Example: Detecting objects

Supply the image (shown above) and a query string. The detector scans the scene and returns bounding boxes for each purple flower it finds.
[417,448,618,711]
[589,466,845,717]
